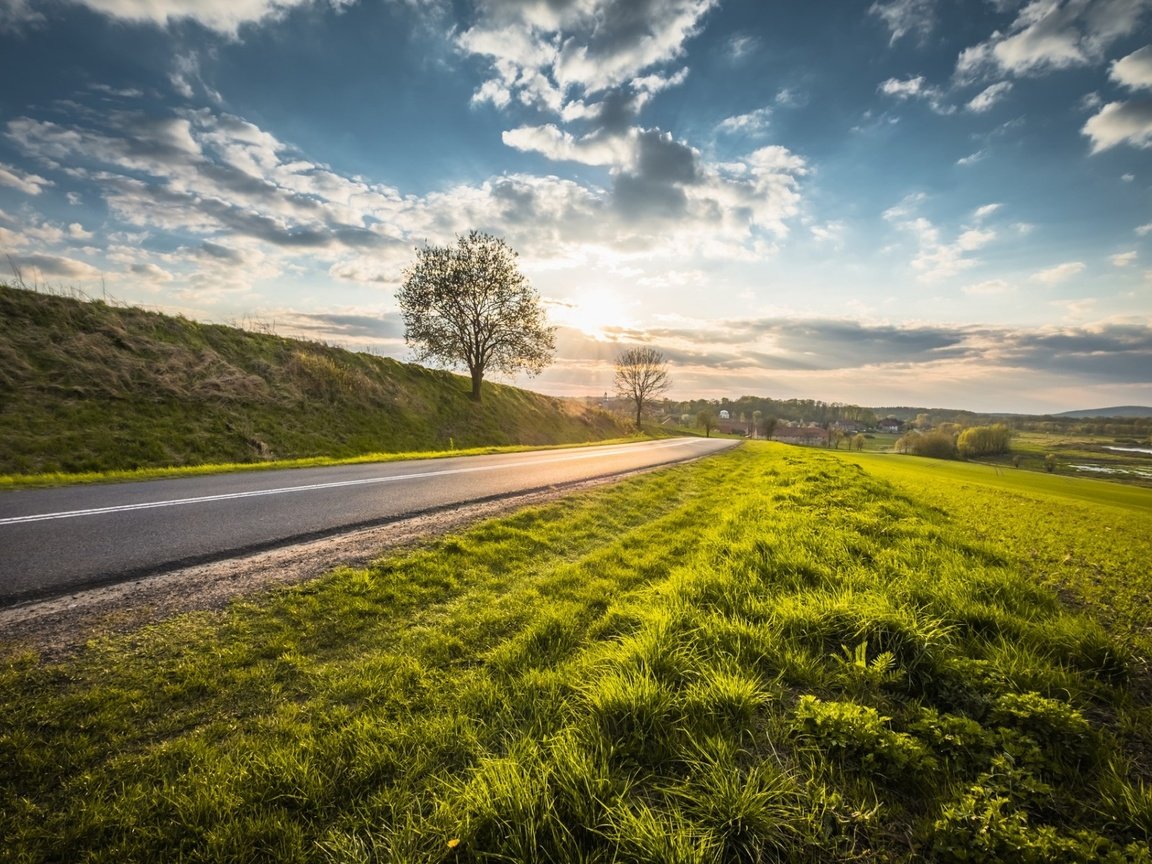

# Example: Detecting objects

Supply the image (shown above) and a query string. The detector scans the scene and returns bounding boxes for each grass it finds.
[2,443,1151,862]
[0,284,627,477]
[0,435,660,490]
[825,449,1152,646]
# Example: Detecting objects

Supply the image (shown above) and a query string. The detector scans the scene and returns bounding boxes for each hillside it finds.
[0,285,626,475]
[1055,406,1152,419]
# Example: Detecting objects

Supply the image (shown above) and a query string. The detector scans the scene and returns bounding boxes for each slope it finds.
[0,285,625,475]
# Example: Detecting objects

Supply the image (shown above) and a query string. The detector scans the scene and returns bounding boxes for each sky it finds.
[0,0,1150,414]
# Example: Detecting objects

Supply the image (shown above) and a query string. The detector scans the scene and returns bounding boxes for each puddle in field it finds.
[1104,446,1152,455]
[1070,463,1152,477]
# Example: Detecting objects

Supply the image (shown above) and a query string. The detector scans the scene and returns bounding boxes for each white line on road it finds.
[0,439,711,526]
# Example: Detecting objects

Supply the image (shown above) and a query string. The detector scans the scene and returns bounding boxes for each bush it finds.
[957,424,1013,458]
[898,430,957,459]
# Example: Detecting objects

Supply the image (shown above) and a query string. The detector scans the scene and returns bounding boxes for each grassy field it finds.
[3,443,1150,862]
[0,284,626,476]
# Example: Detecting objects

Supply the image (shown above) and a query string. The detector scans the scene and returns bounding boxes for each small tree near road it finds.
[614,347,671,429]
[698,410,716,437]
[398,231,555,401]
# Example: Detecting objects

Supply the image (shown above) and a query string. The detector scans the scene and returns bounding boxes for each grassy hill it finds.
[0,285,626,476]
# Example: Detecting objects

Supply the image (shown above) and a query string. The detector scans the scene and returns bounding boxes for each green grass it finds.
[0,435,656,490]
[2,443,1150,862]
[825,450,1152,646]
[0,284,627,476]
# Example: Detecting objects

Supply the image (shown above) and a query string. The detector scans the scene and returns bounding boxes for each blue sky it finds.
[1,0,1150,413]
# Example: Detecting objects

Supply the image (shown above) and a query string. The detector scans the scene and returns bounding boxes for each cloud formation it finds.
[0,160,51,195]
[1082,100,1152,151]
[460,0,715,112]
[41,0,351,36]
[956,0,1152,81]
[869,0,936,46]
[590,315,1152,386]
[1030,261,1086,283]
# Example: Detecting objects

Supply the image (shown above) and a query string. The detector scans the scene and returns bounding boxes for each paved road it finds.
[0,438,738,606]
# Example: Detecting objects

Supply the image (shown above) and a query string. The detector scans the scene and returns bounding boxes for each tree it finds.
[697,410,716,437]
[761,416,778,440]
[398,231,555,401]
[614,347,671,429]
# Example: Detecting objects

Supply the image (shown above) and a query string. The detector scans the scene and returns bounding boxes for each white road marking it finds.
[0,439,710,526]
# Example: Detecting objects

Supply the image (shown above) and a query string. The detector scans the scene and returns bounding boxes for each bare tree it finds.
[614,347,671,429]
[398,231,555,401]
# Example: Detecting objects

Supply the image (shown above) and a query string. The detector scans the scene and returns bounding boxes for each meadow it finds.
[2,443,1150,862]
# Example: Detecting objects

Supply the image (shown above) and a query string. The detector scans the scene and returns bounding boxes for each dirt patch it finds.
[0,471,651,662]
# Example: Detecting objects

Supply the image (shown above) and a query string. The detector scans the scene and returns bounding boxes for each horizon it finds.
[1,0,1150,414]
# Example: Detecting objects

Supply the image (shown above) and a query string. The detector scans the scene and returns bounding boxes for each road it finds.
[0,437,738,606]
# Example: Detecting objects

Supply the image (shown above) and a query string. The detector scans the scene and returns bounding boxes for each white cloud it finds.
[880,76,927,98]
[1082,100,1152,152]
[8,252,103,280]
[1030,261,1086,283]
[1111,250,1138,267]
[61,0,350,36]
[725,33,759,60]
[869,0,937,45]
[966,81,1013,112]
[458,0,717,111]
[716,107,772,136]
[1122,172,1136,181]
[1137,222,1152,235]
[130,262,175,282]
[5,103,810,305]
[501,124,631,166]
[809,220,845,245]
[883,196,998,282]
[878,76,954,113]
[973,203,1002,221]
[0,161,52,195]
[963,278,1012,296]
[956,0,1152,81]
[1110,44,1152,90]
[1078,91,1103,111]
[956,149,989,166]
[67,222,93,240]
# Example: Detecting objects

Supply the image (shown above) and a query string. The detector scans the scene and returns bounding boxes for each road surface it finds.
[0,437,737,606]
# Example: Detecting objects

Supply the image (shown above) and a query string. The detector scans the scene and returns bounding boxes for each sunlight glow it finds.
[552,289,634,340]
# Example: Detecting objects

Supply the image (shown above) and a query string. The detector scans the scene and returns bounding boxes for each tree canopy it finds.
[398,231,555,401]
[614,347,671,429]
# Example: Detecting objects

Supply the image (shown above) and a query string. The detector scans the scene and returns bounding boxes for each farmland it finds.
[2,443,1150,862]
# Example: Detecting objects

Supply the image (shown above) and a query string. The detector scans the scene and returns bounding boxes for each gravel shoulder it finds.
[0,471,652,662]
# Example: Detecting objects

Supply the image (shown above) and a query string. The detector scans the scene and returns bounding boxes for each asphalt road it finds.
[0,437,738,606]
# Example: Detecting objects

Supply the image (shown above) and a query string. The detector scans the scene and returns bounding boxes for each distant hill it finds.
[1054,406,1152,419]
[0,285,626,475]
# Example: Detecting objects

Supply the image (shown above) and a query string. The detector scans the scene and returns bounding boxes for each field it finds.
[2,443,1150,862]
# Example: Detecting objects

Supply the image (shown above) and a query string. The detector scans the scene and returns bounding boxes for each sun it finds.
[553,289,633,340]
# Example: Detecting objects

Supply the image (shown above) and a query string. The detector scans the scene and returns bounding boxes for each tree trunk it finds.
[635,401,642,429]
[470,368,483,401]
